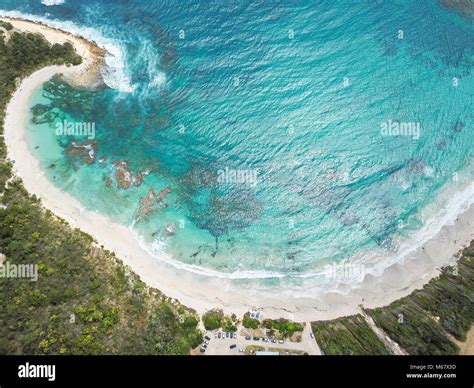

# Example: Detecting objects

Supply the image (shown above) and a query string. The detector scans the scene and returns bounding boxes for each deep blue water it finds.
[1,0,473,290]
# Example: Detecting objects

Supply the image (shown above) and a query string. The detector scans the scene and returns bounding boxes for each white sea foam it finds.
[4,9,473,298]
[41,0,65,5]
[142,39,167,90]
[129,226,288,280]
[127,172,474,296]
[40,0,65,5]
[0,9,135,93]
[149,71,167,89]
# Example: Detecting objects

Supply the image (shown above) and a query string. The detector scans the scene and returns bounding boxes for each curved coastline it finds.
[0,16,105,90]
[2,16,474,322]
[0,9,135,93]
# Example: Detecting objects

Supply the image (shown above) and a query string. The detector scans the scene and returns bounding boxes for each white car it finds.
[233,333,237,339]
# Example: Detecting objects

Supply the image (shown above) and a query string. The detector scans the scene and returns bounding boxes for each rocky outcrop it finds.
[113,159,132,189]
[135,187,172,222]
[156,187,172,203]
[111,159,147,189]
[66,139,97,165]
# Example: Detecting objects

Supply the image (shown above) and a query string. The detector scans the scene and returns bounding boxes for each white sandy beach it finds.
[2,16,474,322]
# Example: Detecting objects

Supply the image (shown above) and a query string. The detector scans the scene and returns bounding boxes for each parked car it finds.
[271,339,277,343]
[200,347,206,353]
[279,339,284,344]
[262,338,268,342]
[245,336,251,340]
[218,332,221,339]
[204,335,211,341]
[253,337,259,341]
[230,344,237,349]
[202,344,207,348]
[226,332,230,338]
[214,333,218,339]
[233,333,237,339]
[239,348,244,352]
[310,333,314,338]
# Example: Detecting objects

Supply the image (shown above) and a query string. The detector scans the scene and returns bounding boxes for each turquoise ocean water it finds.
[1,1,473,292]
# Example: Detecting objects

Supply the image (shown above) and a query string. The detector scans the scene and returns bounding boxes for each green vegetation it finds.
[0,25,472,358]
[312,315,391,355]
[365,248,474,355]
[202,309,223,331]
[0,21,13,31]
[262,318,303,338]
[405,245,474,342]
[311,245,474,355]
[366,300,459,355]
[0,29,82,192]
[0,28,201,355]
[201,310,237,332]
[242,312,260,329]
[222,315,238,332]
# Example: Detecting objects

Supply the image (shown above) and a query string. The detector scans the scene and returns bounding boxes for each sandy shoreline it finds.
[0,16,104,89]
[3,17,474,322]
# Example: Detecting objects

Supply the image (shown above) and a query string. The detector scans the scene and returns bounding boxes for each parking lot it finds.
[197,323,321,355]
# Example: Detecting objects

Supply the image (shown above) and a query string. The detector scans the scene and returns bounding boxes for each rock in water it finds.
[135,187,173,222]
[113,159,132,189]
[66,140,98,165]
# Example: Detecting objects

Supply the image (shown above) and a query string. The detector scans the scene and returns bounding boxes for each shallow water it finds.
[2,0,473,291]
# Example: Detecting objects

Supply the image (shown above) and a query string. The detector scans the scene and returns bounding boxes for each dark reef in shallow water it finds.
[440,0,474,22]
